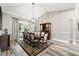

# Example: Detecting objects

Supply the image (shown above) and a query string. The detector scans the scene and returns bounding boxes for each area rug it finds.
[17,40,53,56]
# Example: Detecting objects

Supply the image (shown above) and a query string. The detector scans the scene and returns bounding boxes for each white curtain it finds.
[12,17,19,41]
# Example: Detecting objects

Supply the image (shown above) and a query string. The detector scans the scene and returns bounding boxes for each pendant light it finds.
[32,3,35,32]
[32,3,35,24]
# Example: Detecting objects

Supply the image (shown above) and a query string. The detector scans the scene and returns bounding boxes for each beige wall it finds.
[35,9,75,42]
[2,12,13,34]
[2,12,34,40]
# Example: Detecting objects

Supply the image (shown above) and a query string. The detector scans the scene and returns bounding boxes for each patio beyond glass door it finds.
[19,20,29,40]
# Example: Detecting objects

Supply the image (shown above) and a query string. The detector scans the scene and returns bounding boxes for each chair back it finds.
[30,33,34,40]
[44,33,48,42]
[41,32,45,37]
[23,32,29,41]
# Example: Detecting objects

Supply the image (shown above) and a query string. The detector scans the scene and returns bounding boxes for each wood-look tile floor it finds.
[0,40,79,56]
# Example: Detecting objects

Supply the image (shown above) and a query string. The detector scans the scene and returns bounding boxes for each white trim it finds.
[76,40,79,41]
[2,10,31,21]
[53,38,69,43]
[54,32,70,33]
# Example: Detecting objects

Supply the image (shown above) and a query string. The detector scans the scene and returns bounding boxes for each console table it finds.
[0,34,10,51]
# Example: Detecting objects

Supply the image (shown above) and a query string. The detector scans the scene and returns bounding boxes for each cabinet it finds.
[40,23,51,40]
[0,34,10,51]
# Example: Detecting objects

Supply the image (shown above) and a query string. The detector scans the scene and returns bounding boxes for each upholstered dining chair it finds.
[30,33,34,41]
[23,32,26,42]
[23,32,29,43]
[34,32,40,42]
[30,33,39,48]
[40,32,48,47]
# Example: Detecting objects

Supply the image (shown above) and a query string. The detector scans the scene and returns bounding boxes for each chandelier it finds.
[32,3,35,24]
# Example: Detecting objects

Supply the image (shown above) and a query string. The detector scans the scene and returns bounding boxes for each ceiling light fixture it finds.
[32,3,35,24]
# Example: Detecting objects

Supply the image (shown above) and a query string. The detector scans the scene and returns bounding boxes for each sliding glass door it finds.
[19,20,29,40]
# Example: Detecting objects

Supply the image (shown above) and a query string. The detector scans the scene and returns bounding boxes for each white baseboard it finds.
[76,40,79,41]
[53,38,69,43]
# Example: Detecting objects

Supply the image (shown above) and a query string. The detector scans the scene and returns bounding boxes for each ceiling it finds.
[0,3,76,20]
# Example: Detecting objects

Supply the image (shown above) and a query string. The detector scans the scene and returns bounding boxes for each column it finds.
[72,3,79,45]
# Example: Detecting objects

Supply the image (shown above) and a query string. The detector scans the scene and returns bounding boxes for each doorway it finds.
[12,17,30,41]
[18,19,29,40]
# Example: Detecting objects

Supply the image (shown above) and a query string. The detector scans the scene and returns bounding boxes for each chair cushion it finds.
[35,32,38,37]
[35,32,40,37]
[40,33,48,43]
[41,32,45,37]
[37,32,40,37]
[44,33,48,40]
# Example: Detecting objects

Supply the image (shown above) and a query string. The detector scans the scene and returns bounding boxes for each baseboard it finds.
[53,38,69,44]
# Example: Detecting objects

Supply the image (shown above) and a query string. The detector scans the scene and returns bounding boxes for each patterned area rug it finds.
[17,40,53,56]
